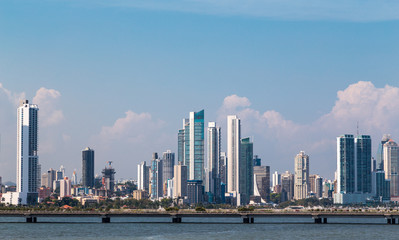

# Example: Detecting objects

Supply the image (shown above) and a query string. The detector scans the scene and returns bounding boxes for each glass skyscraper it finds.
[178,110,204,181]
[207,122,221,203]
[238,137,253,206]
[356,135,372,193]
[337,134,355,194]
[82,147,95,188]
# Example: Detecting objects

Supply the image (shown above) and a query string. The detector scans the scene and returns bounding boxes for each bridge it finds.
[1,211,399,224]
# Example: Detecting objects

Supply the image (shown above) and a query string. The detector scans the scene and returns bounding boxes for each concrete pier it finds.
[26,216,37,223]
[171,216,182,223]
[102,216,111,223]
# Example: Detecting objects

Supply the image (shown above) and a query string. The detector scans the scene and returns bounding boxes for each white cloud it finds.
[218,81,399,179]
[94,0,399,21]
[0,83,25,106]
[33,87,64,126]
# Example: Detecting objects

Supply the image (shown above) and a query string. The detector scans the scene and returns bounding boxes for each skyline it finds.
[1,0,399,182]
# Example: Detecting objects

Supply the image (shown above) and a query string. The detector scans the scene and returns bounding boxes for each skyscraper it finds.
[238,137,253,206]
[356,135,372,193]
[377,134,391,171]
[137,161,150,192]
[178,110,204,181]
[294,151,309,200]
[253,165,270,203]
[173,162,188,199]
[162,150,175,185]
[207,122,221,202]
[59,177,71,198]
[150,153,163,199]
[281,171,294,202]
[82,147,95,188]
[227,115,240,194]
[272,171,281,189]
[15,100,39,205]
[336,134,355,194]
[383,139,399,198]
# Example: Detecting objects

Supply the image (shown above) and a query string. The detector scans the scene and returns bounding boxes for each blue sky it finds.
[1,0,399,182]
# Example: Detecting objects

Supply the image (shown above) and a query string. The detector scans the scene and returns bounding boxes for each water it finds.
[0,217,398,239]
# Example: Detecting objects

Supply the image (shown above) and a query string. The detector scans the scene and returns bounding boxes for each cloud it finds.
[93,0,399,21]
[0,83,25,106]
[218,81,399,179]
[33,87,64,126]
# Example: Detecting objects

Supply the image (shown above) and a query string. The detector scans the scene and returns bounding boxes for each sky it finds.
[0,0,399,183]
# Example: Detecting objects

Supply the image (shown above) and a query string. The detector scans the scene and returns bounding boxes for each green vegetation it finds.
[195,206,206,212]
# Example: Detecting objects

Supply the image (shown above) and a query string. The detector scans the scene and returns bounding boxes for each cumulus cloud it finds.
[0,83,25,106]
[219,81,399,179]
[33,87,64,126]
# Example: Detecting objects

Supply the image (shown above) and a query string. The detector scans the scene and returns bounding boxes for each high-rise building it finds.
[82,147,95,188]
[178,110,204,181]
[102,161,116,195]
[336,134,355,194]
[219,152,227,189]
[272,171,281,190]
[334,134,373,204]
[281,171,294,202]
[253,165,270,203]
[377,134,391,171]
[59,177,71,198]
[227,115,240,194]
[150,153,163,199]
[162,150,175,185]
[294,151,309,200]
[137,161,150,192]
[13,100,40,205]
[72,170,77,185]
[315,175,323,198]
[372,170,390,202]
[187,180,203,205]
[383,139,399,198]
[207,122,221,203]
[238,137,253,206]
[173,163,188,199]
[356,135,372,193]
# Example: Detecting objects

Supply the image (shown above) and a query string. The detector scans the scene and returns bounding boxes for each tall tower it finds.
[294,151,309,200]
[207,122,221,202]
[355,135,372,193]
[336,134,355,194]
[137,161,150,192]
[162,150,175,184]
[82,147,95,188]
[238,137,253,206]
[178,110,204,181]
[227,115,240,193]
[377,134,391,170]
[384,139,399,197]
[16,100,39,205]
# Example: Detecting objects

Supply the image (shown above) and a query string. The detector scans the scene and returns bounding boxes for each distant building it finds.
[162,150,175,185]
[227,115,240,194]
[59,177,71,198]
[207,122,221,203]
[253,165,270,203]
[372,170,390,202]
[133,190,148,200]
[377,134,391,171]
[173,163,187,199]
[281,171,294,202]
[137,161,150,192]
[151,153,163,200]
[238,137,253,206]
[82,147,95,188]
[187,180,203,205]
[253,155,261,167]
[272,171,281,190]
[102,162,116,195]
[294,151,309,200]
[383,139,399,198]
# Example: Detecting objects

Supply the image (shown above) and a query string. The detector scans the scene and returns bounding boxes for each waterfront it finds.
[1,217,399,240]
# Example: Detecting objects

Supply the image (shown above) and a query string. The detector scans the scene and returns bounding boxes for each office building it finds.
[137,161,150,192]
[59,177,71,198]
[82,147,95,188]
[162,150,175,185]
[294,151,309,200]
[281,171,294,202]
[173,163,188,199]
[372,170,390,202]
[272,171,281,190]
[178,110,205,181]
[253,155,261,167]
[207,122,221,203]
[102,161,116,195]
[253,165,270,203]
[151,153,163,199]
[238,137,253,206]
[356,135,372,193]
[219,152,227,189]
[383,139,399,198]
[187,180,203,205]
[377,134,391,171]
[227,115,240,194]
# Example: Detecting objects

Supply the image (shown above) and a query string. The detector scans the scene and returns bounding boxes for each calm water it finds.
[0,217,398,239]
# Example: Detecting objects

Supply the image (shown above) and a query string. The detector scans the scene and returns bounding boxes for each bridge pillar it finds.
[26,217,37,223]
[242,216,254,224]
[102,216,111,223]
[172,216,182,223]
[392,218,396,224]
[323,218,327,224]
[313,217,322,224]
[387,218,392,224]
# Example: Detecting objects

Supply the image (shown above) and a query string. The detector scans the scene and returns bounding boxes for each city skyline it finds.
[1,1,399,182]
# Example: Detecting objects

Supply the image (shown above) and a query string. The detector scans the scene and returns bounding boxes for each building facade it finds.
[227,115,240,194]
[238,137,253,206]
[294,151,309,200]
[82,147,95,188]
[207,122,221,203]
[383,139,399,197]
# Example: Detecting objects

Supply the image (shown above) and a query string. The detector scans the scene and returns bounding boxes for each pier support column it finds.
[387,218,392,224]
[314,218,322,224]
[102,216,111,223]
[392,218,396,224]
[323,218,328,224]
[250,217,254,224]
[26,217,37,223]
[242,216,254,224]
[172,216,182,223]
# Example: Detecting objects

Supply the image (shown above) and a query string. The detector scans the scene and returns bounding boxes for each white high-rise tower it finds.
[2,100,39,205]
[227,115,240,194]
